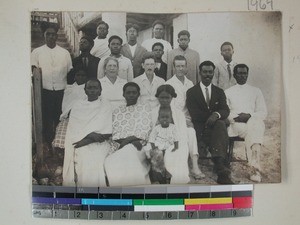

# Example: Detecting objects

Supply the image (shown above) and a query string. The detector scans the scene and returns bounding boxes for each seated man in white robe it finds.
[63,79,112,187]
[225,64,267,182]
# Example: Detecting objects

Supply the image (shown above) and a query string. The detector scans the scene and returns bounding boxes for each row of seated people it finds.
[31,22,267,186]
[52,55,267,186]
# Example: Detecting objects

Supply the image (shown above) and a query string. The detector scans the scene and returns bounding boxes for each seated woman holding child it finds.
[151,85,205,184]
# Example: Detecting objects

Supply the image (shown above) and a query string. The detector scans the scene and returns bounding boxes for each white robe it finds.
[225,84,267,150]
[60,83,86,120]
[63,97,112,187]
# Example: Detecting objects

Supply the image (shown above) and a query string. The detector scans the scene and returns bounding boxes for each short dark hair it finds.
[123,82,140,94]
[84,78,102,90]
[173,55,187,66]
[155,84,177,98]
[97,21,109,30]
[220,41,234,51]
[152,20,165,29]
[40,21,59,34]
[233,64,249,75]
[158,106,172,117]
[80,36,94,47]
[108,35,123,45]
[199,61,216,71]
[178,30,190,38]
[152,42,164,50]
[126,23,140,32]
[142,52,156,63]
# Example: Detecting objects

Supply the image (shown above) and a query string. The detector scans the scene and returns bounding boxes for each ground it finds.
[32,119,281,186]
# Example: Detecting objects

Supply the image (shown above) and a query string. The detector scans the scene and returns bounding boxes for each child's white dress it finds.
[149,123,178,151]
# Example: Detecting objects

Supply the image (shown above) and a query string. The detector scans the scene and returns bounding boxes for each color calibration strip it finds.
[32,184,253,220]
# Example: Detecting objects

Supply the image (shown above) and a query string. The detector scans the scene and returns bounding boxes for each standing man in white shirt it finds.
[97,35,134,81]
[132,53,165,108]
[213,42,237,90]
[121,23,148,78]
[167,30,200,84]
[90,21,110,59]
[142,20,172,64]
[225,64,267,182]
[31,22,72,146]
[166,55,205,180]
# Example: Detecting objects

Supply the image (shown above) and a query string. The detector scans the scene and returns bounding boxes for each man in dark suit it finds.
[67,36,100,84]
[152,42,167,80]
[186,60,233,184]
[121,23,147,78]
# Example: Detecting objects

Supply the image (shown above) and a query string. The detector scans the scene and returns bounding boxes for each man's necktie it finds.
[82,57,88,68]
[205,87,210,107]
[227,64,232,80]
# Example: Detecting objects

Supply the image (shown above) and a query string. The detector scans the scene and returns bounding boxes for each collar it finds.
[128,43,137,47]
[141,72,158,82]
[178,47,189,52]
[200,82,212,90]
[222,59,233,67]
[109,54,124,59]
[45,44,58,50]
[102,76,123,83]
[173,75,186,84]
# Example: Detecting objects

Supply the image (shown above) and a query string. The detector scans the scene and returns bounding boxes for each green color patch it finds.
[133,199,184,205]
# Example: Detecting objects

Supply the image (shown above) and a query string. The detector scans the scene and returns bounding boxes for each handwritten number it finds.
[248,0,273,11]
[260,0,267,9]
[267,0,273,9]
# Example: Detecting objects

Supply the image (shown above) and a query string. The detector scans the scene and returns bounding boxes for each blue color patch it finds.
[81,199,132,206]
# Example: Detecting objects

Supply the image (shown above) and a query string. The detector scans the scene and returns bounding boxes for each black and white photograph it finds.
[31,11,282,187]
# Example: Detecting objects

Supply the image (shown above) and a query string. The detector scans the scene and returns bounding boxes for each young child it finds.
[148,107,179,184]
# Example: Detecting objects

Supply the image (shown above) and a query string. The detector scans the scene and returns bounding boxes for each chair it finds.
[228,136,248,162]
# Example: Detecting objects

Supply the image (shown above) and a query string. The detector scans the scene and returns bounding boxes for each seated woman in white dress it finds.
[104,82,152,186]
[99,57,127,110]
[63,79,112,187]
[52,67,88,149]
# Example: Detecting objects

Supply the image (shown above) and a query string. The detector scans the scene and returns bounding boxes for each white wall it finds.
[137,27,152,44]
[172,13,188,47]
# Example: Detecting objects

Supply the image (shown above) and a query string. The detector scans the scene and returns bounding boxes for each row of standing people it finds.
[59,56,266,187]
[31,20,236,147]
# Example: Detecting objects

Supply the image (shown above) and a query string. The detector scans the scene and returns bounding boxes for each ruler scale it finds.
[32,184,253,220]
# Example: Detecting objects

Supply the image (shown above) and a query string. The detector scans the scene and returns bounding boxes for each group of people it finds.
[31,19,267,187]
